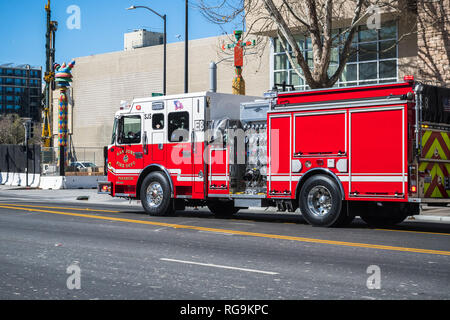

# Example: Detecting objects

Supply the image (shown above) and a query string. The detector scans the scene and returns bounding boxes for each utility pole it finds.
[126,6,167,95]
[185,0,189,93]
[23,119,34,187]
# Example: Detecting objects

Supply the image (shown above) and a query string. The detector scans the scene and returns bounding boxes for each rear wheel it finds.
[140,172,173,216]
[208,200,240,218]
[360,202,416,228]
[299,175,346,227]
[360,214,408,228]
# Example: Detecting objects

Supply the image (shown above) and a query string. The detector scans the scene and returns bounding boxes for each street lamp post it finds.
[127,5,167,96]
[185,0,188,94]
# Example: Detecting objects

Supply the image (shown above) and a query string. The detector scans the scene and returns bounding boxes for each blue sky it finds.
[0,0,238,68]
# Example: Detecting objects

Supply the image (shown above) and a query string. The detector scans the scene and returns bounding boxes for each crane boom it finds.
[42,0,58,147]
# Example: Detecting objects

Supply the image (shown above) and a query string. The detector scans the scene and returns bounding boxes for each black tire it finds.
[361,211,408,228]
[140,172,173,216]
[299,175,345,227]
[360,202,412,228]
[207,200,240,218]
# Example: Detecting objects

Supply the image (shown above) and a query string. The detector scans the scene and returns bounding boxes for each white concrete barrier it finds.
[1,172,106,190]
[63,176,106,189]
[39,176,65,190]
[0,172,40,188]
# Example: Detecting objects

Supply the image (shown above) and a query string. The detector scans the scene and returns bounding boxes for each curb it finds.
[407,215,450,223]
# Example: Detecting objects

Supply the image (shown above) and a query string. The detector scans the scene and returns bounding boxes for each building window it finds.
[272,21,398,90]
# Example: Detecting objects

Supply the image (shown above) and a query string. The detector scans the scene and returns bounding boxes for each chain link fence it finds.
[41,146,105,176]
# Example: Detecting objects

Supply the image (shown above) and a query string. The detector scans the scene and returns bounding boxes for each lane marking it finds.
[160,258,279,275]
[0,203,120,213]
[5,203,448,236]
[1,204,450,256]
[376,228,450,236]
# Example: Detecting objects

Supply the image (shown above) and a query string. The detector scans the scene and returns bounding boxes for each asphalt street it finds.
[0,195,449,300]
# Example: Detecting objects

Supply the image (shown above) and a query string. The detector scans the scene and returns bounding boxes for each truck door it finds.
[115,114,144,197]
[107,117,118,190]
[192,97,206,197]
[150,111,166,162]
[166,98,194,197]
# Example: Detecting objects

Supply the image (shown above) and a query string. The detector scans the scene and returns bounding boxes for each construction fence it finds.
[41,146,106,176]
[0,144,41,174]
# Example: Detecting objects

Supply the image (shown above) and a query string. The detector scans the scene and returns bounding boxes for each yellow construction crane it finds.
[42,0,58,147]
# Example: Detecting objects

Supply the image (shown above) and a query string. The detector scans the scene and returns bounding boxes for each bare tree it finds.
[0,114,41,145]
[196,0,417,89]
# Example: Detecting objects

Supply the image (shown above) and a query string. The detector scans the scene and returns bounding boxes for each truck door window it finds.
[152,113,165,130]
[168,111,189,142]
[111,118,118,144]
[118,115,141,144]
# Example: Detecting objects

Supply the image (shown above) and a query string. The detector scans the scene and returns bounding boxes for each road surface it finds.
[0,197,449,300]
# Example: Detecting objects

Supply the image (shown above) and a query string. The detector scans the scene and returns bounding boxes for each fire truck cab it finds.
[100,78,450,227]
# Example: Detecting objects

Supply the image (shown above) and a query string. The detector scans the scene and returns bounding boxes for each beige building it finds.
[52,35,269,156]
[53,1,449,161]
[124,29,164,51]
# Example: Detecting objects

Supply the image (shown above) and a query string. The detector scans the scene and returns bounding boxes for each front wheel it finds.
[140,172,173,216]
[299,175,346,227]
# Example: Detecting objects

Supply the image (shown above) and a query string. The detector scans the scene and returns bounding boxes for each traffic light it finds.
[30,122,35,139]
[23,121,34,140]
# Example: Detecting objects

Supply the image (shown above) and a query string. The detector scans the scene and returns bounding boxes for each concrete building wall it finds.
[124,29,164,51]
[60,35,269,150]
[55,2,449,153]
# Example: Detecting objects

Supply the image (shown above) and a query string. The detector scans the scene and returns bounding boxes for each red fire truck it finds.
[99,77,450,227]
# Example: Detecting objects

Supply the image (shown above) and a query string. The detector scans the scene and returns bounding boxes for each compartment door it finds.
[268,115,292,196]
[349,107,405,198]
[208,147,229,194]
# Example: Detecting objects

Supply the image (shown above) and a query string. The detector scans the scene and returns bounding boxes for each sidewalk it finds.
[1,185,449,222]
[0,185,140,207]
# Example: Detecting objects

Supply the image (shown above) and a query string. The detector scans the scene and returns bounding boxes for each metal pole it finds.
[163,15,167,96]
[185,0,188,93]
[59,147,65,176]
[25,122,29,187]
[209,62,217,93]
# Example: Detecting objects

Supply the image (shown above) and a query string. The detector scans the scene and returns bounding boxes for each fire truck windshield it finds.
[118,115,141,144]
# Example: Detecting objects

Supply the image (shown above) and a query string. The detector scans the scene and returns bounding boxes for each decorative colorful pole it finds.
[54,60,75,173]
[222,30,256,95]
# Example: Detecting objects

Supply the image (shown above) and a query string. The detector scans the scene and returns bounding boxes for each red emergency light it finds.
[404,75,414,83]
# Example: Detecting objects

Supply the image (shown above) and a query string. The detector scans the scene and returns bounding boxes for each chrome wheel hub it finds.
[307,186,332,217]
[146,182,163,208]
